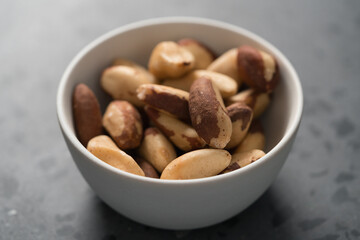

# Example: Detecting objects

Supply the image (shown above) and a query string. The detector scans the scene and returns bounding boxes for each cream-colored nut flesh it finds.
[225,102,253,149]
[162,70,238,98]
[135,157,159,178]
[207,48,242,85]
[234,120,265,153]
[102,101,142,150]
[136,84,190,121]
[222,149,265,174]
[259,51,276,82]
[226,89,270,119]
[112,58,157,84]
[87,135,144,176]
[178,38,215,69]
[145,106,206,151]
[161,149,231,180]
[148,41,195,79]
[189,77,232,149]
[101,65,155,106]
[138,127,177,173]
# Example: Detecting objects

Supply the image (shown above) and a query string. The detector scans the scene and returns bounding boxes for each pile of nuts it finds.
[72,38,279,180]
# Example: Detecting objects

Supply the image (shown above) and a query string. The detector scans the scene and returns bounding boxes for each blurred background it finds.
[0,0,359,239]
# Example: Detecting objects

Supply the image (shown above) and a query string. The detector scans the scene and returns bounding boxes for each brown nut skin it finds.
[72,83,103,146]
[148,41,195,79]
[135,157,159,178]
[189,77,232,149]
[138,127,177,173]
[101,65,155,107]
[222,149,265,174]
[237,45,279,93]
[233,120,265,153]
[163,69,238,98]
[102,101,143,150]
[178,38,215,69]
[207,48,242,86]
[137,84,190,122]
[161,149,231,180]
[144,106,206,151]
[226,88,270,119]
[112,58,157,84]
[87,135,145,176]
[225,102,253,149]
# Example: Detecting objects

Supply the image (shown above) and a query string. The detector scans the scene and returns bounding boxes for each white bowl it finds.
[57,17,303,230]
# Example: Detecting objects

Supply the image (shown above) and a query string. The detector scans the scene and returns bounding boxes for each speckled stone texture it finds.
[1,0,359,239]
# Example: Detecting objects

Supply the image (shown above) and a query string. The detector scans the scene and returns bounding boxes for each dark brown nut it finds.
[72,83,103,146]
[138,127,177,173]
[162,69,238,98]
[87,135,145,176]
[237,45,279,92]
[144,106,206,151]
[234,120,265,153]
[148,41,195,79]
[226,89,270,119]
[207,48,242,85]
[178,38,215,69]
[161,149,231,180]
[189,77,232,149]
[102,100,142,150]
[225,102,253,149]
[222,149,265,174]
[136,84,190,121]
[135,157,159,178]
[112,58,157,84]
[101,65,155,107]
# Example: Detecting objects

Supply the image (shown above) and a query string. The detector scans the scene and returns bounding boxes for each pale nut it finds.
[234,120,265,153]
[135,157,159,178]
[207,48,242,85]
[87,135,145,176]
[144,106,206,151]
[136,84,190,122]
[225,102,253,149]
[161,149,231,180]
[112,58,157,84]
[222,149,265,174]
[101,65,155,106]
[162,69,238,98]
[148,41,195,79]
[189,77,232,149]
[138,127,177,173]
[72,83,103,146]
[102,100,142,150]
[237,45,279,93]
[226,88,270,119]
[178,38,215,69]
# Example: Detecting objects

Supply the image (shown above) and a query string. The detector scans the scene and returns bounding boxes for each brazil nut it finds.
[222,149,265,174]
[234,120,265,153]
[178,38,215,69]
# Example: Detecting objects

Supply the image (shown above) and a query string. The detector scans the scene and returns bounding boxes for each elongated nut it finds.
[138,127,177,173]
[226,89,270,118]
[222,149,265,174]
[145,106,206,151]
[234,120,265,153]
[148,41,195,79]
[207,48,242,85]
[87,135,144,176]
[135,157,159,178]
[112,58,157,84]
[102,101,142,150]
[237,45,279,92]
[137,84,190,121]
[161,149,231,180]
[225,102,253,149]
[189,77,232,149]
[178,38,215,69]
[163,70,238,98]
[72,84,103,146]
[101,65,155,106]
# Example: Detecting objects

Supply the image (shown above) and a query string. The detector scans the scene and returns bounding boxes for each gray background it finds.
[1,0,359,239]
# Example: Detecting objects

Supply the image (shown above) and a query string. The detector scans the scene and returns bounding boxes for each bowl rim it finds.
[57,16,303,185]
